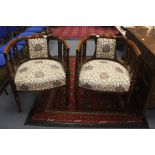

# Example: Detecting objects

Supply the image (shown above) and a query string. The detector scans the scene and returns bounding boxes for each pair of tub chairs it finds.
[4,33,141,112]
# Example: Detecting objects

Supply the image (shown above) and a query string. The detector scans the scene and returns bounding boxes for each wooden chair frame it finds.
[75,34,142,112]
[4,33,70,112]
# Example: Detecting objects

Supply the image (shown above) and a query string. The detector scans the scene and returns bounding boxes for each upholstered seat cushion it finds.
[15,59,66,91]
[79,60,130,92]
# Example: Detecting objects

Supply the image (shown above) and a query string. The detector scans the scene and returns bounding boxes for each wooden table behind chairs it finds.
[126,26,155,110]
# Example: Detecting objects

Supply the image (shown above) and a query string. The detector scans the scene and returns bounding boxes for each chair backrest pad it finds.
[28,38,48,59]
[96,38,116,59]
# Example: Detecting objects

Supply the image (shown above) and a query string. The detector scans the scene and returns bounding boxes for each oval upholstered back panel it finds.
[96,38,116,59]
[28,38,48,59]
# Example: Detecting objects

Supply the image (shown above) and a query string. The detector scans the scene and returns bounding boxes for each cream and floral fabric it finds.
[96,38,116,59]
[28,38,48,59]
[79,60,130,92]
[15,59,65,91]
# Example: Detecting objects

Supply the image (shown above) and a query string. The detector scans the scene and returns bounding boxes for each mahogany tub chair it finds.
[75,34,141,112]
[4,33,70,112]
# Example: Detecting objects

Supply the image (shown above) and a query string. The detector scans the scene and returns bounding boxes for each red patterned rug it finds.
[48,26,120,39]
[25,57,148,128]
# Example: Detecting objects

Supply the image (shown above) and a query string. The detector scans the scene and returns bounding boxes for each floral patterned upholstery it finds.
[79,60,130,92]
[28,38,48,59]
[15,59,65,91]
[96,38,116,59]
